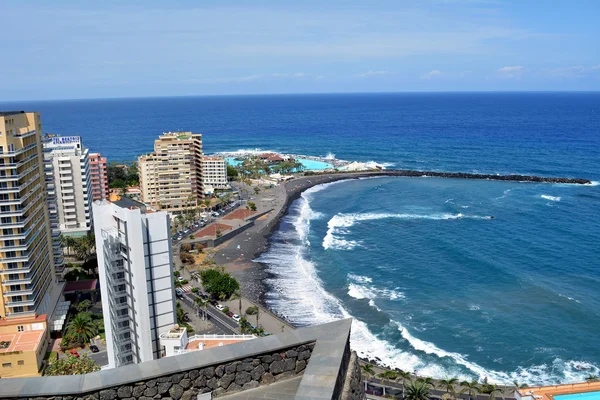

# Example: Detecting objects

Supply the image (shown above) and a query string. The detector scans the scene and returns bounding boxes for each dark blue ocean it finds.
[2,93,599,384]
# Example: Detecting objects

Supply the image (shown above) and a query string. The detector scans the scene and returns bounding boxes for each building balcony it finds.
[1,276,33,286]
[0,143,37,157]
[4,287,34,296]
[5,298,36,307]
[0,265,32,275]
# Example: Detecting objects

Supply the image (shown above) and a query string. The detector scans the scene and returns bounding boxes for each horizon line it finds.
[1,89,600,104]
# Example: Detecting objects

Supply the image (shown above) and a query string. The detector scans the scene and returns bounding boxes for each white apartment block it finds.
[201,155,229,193]
[93,195,176,369]
[42,135,92,237]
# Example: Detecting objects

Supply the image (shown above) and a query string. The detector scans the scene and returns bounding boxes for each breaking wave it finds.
[541,195,561,202]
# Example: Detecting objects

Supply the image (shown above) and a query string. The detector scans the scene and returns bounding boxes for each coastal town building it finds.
[138,132,203,212]
[159,325,255,357]
[201,155,228,194]
[42,153,65,275]
[0,314,50,378]
[42,135,92,237]
[89,152,108,200]
[92,194,177,369]
[0,112,61,319]
[0,111,62,377]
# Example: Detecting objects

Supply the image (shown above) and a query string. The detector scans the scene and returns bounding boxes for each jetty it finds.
[383,169,592,184]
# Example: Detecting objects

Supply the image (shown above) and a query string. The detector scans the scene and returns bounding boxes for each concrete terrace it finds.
[517,381,600,400]
[0,319,364,400]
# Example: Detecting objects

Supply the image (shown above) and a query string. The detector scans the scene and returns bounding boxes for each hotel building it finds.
[0,112,61,377]
[93,195,176,369]
[42,135,92,237]
[201,155,228,193]
[89,153,108,201]
[138,132,203,212]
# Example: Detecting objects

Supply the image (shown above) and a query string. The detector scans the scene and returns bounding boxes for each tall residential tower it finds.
[138,132,203,212]
[93,195,176,369]
[42,135,92,237]
[89,153,109,201]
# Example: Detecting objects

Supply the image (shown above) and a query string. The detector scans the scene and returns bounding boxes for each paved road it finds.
[179,293,240,334]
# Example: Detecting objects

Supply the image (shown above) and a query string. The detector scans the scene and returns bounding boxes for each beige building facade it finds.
[0,314,49,378]
[0,111,58,320]
[138,132,203,212]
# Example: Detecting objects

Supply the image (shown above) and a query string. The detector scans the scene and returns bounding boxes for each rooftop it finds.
[0,314,46,327]
[0,330,45,354]
[0,111,26,117]
[63,279,97,294]
[110,194,148,211]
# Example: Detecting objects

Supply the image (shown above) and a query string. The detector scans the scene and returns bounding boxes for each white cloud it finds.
[354,70,389,78]
[547,64,600,77]
[497,66,524,78]
[315,75,325,80]
[293,72,306,77]
[422,69,442,79]
[233,74,264,83]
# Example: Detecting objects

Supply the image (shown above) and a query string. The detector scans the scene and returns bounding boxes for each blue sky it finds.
[2,0,599,100]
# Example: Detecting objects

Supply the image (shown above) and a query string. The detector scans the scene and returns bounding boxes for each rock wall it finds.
[340,350,366,400]
[4,343,314,400]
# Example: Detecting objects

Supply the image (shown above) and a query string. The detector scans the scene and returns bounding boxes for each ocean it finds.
[2,92,599,385]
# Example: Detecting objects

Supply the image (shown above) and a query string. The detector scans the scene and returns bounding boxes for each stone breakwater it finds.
[384,170,592,184]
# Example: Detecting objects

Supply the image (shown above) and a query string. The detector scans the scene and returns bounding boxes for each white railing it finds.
[187,334,256,341]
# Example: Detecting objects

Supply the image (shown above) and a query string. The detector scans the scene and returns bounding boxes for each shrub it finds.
[181,279,189,284]
[191,287,199,293]
[181,243,192,252]
[246,306,259,315]
[174,271,180,277]
[189,235,194,240]
[46,354,100,376]
[247,202,257,211]
[222,307,230,314]
[180,252,195,264]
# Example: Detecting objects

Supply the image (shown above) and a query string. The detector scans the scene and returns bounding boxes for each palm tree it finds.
[396,370,412,398]
[481,383,503,400]
[66,313,98,345]
[440,376,460,397]
[417,376,436,388]
[361,364,375,381]
[461,380,481,400]
[231,290,243,316]
[405,380,430,400]
[194,296,206,320]
[378,370,398,387]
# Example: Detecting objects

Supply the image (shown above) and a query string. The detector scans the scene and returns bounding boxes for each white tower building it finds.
[92,195,177,369]
[42,135,92,237]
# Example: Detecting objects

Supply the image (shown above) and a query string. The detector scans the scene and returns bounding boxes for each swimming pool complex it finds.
[225,157,333,171]
[554,392,600,400]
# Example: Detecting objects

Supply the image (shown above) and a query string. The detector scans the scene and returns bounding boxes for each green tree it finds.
[440,377,460,397]
[246,305,260,326]
[461,380,481,400]
[76,300,91,313]
[200,269,240,300]
[378,370,398,388]
[396,370,412,398]
[227,165,238,179]
[231,290,243,315]
[253,186,261,196]
[405,380,431,400]
[66,313,98,345]
[176,301,188,324]
[361,364,375,381]
[417,376,436,388]
[247,202,257,211]
[45,354,100,376]
[194,296,207,321]
[480,383,503,400]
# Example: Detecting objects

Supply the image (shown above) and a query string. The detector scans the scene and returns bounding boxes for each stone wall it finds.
[340,350,365,400]
[2,342,314,400]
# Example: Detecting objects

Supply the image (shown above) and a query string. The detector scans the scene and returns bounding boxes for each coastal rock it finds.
[179,378,191,389]
[168,385,183,400]
[286,350,298,358]
[284,358,296,372]
[203,367,215,379]
[242,381,260,390]
[215,365,225,378]
[261,373,275,384]
[206,377,218,390]
[188,370,200,380]
[142,387,157,397]
[219,373,236,389]
[295,360,306,373]
[226,383,242,393]
[157,382,173,395]
[298,350,311,361]
[193,375,206,388]
[235,371,251,386]
[171,373,183,384]
[117,387,132,398]
[260,355,273,364]
[251,364,265,381]
[99,390,117,400]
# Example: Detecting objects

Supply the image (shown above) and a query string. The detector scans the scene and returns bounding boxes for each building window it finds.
[2,363,11,368]
[17,325,24,332]
[17,360,24,365]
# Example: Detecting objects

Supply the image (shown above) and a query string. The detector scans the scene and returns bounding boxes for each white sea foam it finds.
[541,195,561,202]
[323,212,488,250]
[587,181,599,186]
[468,304,481,311]
[558,294,581,304]
[218,148,277,156]
[259,179,600,386]
[347,283,405,301]
[363,161,396,169]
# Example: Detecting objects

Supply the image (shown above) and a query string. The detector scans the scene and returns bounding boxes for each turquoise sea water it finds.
[2,93,598,385]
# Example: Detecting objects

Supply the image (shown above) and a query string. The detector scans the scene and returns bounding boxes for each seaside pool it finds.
[225,157,333,171]
[554,392,600,400]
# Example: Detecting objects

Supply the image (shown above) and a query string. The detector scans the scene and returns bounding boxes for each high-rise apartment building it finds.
[201,155,228,193]
[93,195,176,369]
[89,153,108,201]
[138,132,203,212]
[42,135,92,237]
[0,111,58,320]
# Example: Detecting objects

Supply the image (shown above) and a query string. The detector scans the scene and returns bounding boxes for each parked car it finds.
[226,311,234,317]
[177,276,184,282]
[90,345,99,353]
[232,314,241,322]
[183,229,190,234]
[70,350,80,358]
[175,288,183,297]
[215,304,225,311]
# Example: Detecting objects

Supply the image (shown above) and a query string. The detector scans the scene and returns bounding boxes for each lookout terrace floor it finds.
[517,381,600,400]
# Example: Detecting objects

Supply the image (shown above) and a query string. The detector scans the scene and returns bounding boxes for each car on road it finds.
[177,276,184,282]
[232,314,241,322]
[215,304,225,311]
[175,288,183,297]
[90,345,99,353]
